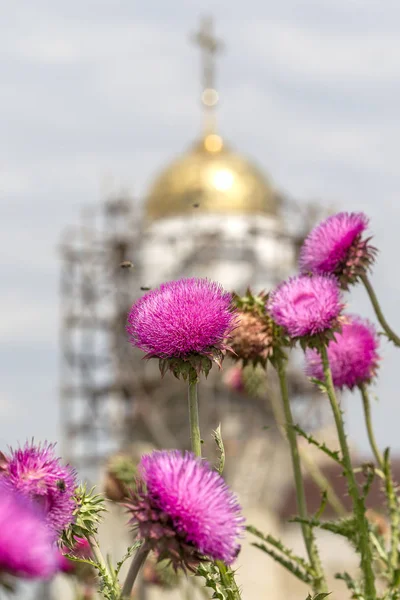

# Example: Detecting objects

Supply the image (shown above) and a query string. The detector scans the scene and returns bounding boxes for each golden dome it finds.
[144,134,279,221]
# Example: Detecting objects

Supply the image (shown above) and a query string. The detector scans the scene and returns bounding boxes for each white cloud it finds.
[238,19,400,83]
[0,291,57,344]
[0,393,18,419]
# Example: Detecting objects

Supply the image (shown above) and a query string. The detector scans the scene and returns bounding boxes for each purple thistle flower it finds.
[267,274,344,340]
[299,212,375,288]
[0,480,58,579]
[127,278,237,378]
[2,442,77,535]
[126,450,244,567]
[305,315,380,390]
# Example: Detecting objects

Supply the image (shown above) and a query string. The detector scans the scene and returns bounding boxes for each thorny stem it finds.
[215,560,242,600]
[320,345,376,599]
[359,383,383,467]
[275,357,328,593]
[359,383,399,580]
[88,536,113,587]
[187,378,240,597]
[188,378,202,458]
[268,380,346,517]
[361,273,400,347]
[121,543,150,599]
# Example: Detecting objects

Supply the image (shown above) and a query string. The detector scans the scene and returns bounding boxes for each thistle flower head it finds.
[299,212,376,288]
[230,290,285,368]
[125,450,244,569]
[305,315,380,390]
[2,441,77,535]
[127,278,237,379]
[0,480,58,580]
[267,275,344,344]
[61,484,106,549]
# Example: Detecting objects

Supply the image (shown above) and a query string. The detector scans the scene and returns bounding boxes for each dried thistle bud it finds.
[230,289,286,368]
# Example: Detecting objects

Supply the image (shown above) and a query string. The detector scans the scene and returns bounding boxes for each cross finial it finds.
[191,17,224,135]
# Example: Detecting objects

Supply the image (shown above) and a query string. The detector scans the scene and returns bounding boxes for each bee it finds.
[120,261,134,269]
[140,286,151,291]
[56,479,66,492]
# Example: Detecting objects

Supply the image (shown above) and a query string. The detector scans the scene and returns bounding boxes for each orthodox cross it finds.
[191,17,224,133]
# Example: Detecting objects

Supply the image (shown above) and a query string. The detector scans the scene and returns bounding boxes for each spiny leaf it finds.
[246,525,314,574]
[290,516,359,543]
[114,541,142,579]
[196,561,241,600]
[292,425,343,465]
[334,571,363,599]
[213,424,225,475]
[314,490,328,520]
[360,462,375,499]
[309,378,327,394]
[251,542,312,584]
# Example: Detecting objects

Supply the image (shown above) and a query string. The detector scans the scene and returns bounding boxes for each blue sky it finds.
[1,0,400,458]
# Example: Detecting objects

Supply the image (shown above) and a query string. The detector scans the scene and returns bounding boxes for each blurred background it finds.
[2,1,400,598]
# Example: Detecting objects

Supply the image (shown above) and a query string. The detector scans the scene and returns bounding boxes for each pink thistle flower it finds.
[299,212,376,288]
[267,275,344,340]
[305,315,380,390]
[0,480,58,579]
[125,450,244,568]
[2,442,77,535]
[127,278,237,378]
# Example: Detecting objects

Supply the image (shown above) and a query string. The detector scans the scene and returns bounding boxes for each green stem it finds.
[215,560,242,600]
[187,379,240,597]
[188,378,202,457]
[359,383,399,578]
[275,357,328,593]
[121,543,150,599]
[320,345,376,599]
[88,536,113,586]
[359,383,383,467]
[361,273,400,347]
[269,381,346,517]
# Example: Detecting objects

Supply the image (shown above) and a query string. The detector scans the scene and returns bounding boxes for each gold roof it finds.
[144,134,279,221]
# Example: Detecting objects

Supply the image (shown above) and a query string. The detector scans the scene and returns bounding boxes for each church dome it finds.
[144,134,279,221]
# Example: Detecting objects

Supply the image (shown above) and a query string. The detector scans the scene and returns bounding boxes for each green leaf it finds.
[114,541,142,579]
[309,378,327,393]
[334,572,363,598]
[246,525,314,574]
[360,462,375,499]
[314,490,328,520]
[196,561,242,600]
[290,516,359,543]
[292,425,343,465]
[252,542,313,584]
[213,424,225,475]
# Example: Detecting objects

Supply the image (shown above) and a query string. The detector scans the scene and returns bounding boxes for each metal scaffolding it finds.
[59,191,328,484]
